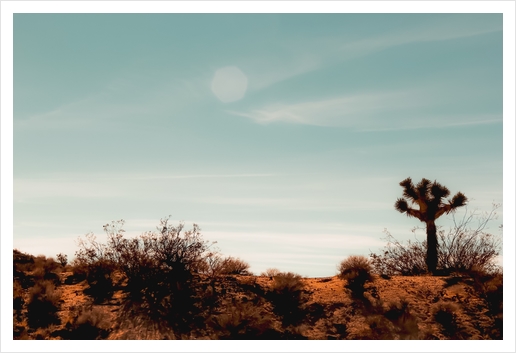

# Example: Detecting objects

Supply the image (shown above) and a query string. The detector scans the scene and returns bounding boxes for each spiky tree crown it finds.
[395,177,467,221]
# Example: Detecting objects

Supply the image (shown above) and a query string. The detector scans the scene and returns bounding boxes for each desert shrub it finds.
[218,256,251,275]
[431,302,464,339]
[338,255,374,297]
[13,280,25,314]
[467,268,503,338]
[61,306,110,339]
[261,268,281,278]
[353,297,420,339]
[28,255,62,287]
[364,315,397,339]
[266,272,307,326]
[369,232,427,276]
[13,249,36,273]
[75,217,215,328]
[482,272,503,316]
[56,253,68,267]
[370,204,502,276]
[26,280,61,329]
[33,255,60,274]
[82,260,116,303]
[199,254,250,277]
[382,299,420,339]
[209,301,280,339]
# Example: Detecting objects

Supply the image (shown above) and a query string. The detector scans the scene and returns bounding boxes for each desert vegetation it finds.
[13,178,503,340]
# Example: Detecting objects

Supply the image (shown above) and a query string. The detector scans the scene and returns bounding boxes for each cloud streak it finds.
[228,89,501,129]
[228,90,416,126]
[241,15,501,93]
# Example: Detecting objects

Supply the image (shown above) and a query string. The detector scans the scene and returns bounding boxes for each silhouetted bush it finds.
[56,253,68,267]
[60,306,110,339]
[26,280,61,329]
[369,232,427,276]
[218,256,251,275]
[266,271,307,326]
[75,217,215,329]
[13,249,35,274]
[338,255,373,297]
[431,302,464,339]
[261,268,281,278]
[82,260,116,303]
[13,280,25,314]
[199,254,251,277]
[33,255,60,275]
[382,299,420,339]
[371,204,502,276]
[209,301,279,339]
[466,268,503,339]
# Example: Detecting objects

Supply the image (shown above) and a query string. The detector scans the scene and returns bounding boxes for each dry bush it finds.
[75,217,215,329]
[338,255,374,297]
[199,254,251,277]
[218,256,251,275]
[33,255,60,275]
[56,253,68,267]
[81,260,116,303]
[13,249,36,273]
[261,268,281,278]
[431,302,465,339]
[353,297,421,339]
[266,272,308,326]
[209,301,279,339]
[382,299,420,339]
[13,280,25,313]
[60,306,110,339]
[30,255,62,287]
[370,204,502,276]
[363,315,397,339]
[467,268,503,339]
[369,232,427,276]
[26,280,61,329]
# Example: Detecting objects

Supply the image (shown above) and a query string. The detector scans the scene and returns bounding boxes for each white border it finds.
[1,1,515,352]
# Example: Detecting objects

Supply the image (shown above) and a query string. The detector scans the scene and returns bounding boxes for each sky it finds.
[9,13,507,278]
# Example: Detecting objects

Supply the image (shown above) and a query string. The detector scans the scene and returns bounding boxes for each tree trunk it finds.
[426,221,438,274]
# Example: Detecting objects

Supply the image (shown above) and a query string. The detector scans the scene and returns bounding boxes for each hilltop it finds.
[13,250,502,340]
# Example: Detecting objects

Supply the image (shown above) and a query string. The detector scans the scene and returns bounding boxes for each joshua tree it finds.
[394,177,467,274]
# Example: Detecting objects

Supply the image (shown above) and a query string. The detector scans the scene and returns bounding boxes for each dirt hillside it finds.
[13,254,502,340]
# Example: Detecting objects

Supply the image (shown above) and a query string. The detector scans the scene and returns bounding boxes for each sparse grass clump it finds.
[13,280,25,314]
[382,299,420,339]
[266,271,307,326]
[60,306,110,339]
[200,255,251,278]
[26,280,61,329]
[338,255,373,297]
[431,302,464,338]
[261,268,281,278]
[218,256,251,275]
[209,301,278,339]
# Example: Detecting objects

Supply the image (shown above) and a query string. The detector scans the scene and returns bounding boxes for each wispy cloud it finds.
[228,84,502,129]
[14,74,207,129]
[332,17,501,61]
[14,178,120,201]
[228,90,417,127]
[241,15,501,93]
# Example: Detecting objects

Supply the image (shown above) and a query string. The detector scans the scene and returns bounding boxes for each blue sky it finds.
[10,13,506,277]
